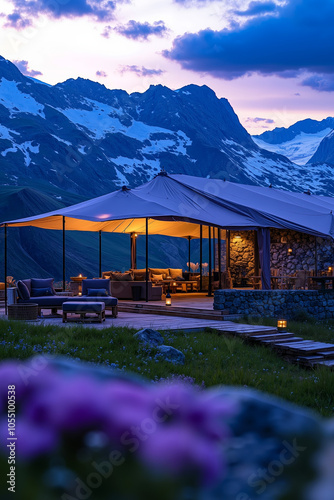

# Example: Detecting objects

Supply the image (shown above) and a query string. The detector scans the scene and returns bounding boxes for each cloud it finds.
[301,73,334,92]
[246,117,275,124]
[164,0,334,85]
[96,70,108,77]
[173,0,217,5]
[115,20,168,40]
[120,65,165,77]
[4,0,120,27]
[102,25,112,38]
[233,1,278,17]
[13,59,42,77]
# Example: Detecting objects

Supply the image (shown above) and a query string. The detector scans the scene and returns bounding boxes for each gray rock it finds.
[156,345,185,365]
[134,328,164,346]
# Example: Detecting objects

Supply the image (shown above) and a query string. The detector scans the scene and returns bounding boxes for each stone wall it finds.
[229,229,334,281]
[214,289,334,319]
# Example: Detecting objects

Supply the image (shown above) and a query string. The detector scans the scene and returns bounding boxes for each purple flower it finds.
[25,376,108,433]
[139,424,224,485]
[103,381,153,440]
[0,416,58,459]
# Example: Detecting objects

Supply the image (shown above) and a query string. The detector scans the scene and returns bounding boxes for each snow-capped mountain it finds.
[307,129,334,165]
[0,55,334,200]
[253,118,334,165]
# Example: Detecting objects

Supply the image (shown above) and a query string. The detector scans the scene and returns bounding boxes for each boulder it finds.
[156,345,185,365]
[134,328,164,346]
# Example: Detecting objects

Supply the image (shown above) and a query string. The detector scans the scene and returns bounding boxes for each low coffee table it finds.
[62,301,105,323]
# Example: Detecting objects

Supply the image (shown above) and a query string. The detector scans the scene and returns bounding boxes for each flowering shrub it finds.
[0,358,234,500]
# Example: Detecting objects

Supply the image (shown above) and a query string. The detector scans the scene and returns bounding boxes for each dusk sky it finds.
[0,0,333,134]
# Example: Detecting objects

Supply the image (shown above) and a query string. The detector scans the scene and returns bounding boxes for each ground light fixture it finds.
[277,319,287,332]
[165,290,172,306]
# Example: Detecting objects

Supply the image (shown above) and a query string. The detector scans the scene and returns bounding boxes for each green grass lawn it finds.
[1,318,334,417]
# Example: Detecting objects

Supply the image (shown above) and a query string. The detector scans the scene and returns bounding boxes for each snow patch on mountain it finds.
[0,124,20,140]
[253,129,332,165]
[1,141,40,166]
[0,78,45,118]
[111,156,161,186]
[51,134,72,146]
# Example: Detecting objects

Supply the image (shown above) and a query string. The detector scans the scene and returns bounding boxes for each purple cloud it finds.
[5,12,32,28]
[102,25,112,38]
[13,59,43,77]
[120,65,165,77]
[4,0,119,27]
[301,73,334,92]
[247,117,275,124]
[164,0,334,86]
[115,20,168,40]
[96,70,108,77]
[234,1,278,17]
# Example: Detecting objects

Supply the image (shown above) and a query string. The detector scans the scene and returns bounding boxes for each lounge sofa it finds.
[101,268,181,300]
[16,278,72,314]
[16,278,118,317]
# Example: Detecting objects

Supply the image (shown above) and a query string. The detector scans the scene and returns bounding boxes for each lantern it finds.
[277,319,287,332]
[165,291,172,306]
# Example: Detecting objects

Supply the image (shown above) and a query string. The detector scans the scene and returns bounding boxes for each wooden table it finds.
[160,280,197,293]
[309,276,334,290]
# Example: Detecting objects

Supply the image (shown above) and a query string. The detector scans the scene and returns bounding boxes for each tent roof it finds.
[0,175,265,235]
[171,174,334,239]
[2,173,334,239]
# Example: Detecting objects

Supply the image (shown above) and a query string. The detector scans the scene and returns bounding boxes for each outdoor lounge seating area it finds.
[102,268,186,299]
[15,278,118,318]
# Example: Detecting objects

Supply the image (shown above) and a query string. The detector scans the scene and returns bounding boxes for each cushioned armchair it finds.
[69,279,118,317]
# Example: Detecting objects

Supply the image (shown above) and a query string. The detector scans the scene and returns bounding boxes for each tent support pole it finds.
[130,233,137,270]
[62,216,66,291]
[208,226,212,297]
[254,230,260,277]
[212,227,216,272]
[188,236,191,272]
[218,228,222,289]
[200,225,203,291]
[315,237,318,276]
[99,230,102,278]
[226,230,230,269]
[145,218,149,302]
[4,224,7,315]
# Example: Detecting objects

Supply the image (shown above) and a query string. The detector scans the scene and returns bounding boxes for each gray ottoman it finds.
[62,301,105,323]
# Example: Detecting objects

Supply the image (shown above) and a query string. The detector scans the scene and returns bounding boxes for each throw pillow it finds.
[152,274,164,282]
[17,280,30,300]
[87,288,108,296]
[169,269,183,279]
[31,278,56,294]
[31,287,54,297]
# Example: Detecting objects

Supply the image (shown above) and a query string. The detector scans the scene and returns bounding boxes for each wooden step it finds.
[261,336,304,344]
[315,349,334,357]
[272,341,334,354]
[248,333,294,341]
[118,303,232,321]
[314,359,334,367]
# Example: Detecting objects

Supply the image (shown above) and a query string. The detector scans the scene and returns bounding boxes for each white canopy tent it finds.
[2,172,334,303]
